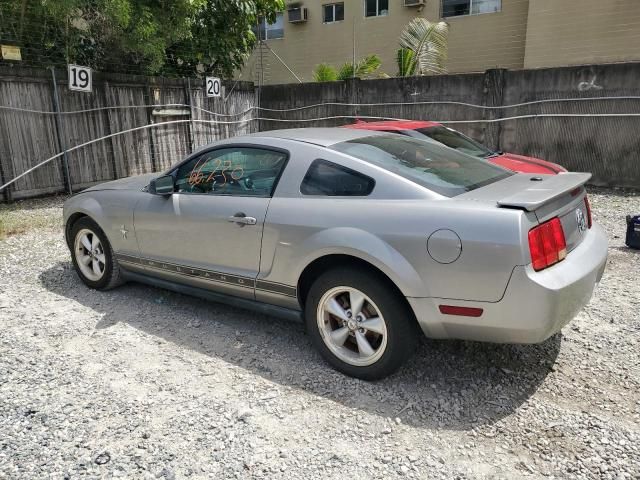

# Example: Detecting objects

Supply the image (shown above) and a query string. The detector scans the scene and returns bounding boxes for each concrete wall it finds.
[524,0,640,69]
[259,62,640,188]
[241,0,529,84]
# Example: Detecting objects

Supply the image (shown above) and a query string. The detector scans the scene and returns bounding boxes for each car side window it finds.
[174,147,287,197]
[300,159,375,196]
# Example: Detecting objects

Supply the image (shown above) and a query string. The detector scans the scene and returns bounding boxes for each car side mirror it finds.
[149,175,174,195]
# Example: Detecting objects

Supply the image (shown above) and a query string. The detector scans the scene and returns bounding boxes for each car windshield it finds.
[330,135,512,197]
[415,126,495,158]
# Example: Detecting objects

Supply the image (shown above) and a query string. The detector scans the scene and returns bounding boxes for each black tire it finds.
[69,217,124,290]
[304,267,418,380]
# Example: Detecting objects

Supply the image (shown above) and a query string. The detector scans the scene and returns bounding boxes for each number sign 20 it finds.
[205,77,222,98]
[68,65,92,93]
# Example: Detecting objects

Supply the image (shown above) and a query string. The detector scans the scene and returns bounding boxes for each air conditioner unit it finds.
[404,0,425,6]
[287,7,308,23]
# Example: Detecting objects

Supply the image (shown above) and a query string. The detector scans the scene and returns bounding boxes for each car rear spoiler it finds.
[497,173,591,212]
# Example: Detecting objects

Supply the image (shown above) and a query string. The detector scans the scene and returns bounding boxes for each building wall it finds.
[241,0,530,84]
[443,0,529,73]
[524,0,640,69]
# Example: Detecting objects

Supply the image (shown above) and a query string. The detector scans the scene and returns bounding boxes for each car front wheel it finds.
[70,217,123,290]
[304,268,418,380]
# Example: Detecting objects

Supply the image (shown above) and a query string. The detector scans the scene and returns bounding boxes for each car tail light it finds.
[584,195,593,229]
[528,217,567,271]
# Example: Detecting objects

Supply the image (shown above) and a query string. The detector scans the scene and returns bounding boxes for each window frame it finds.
[364,0,389,18]
[167,144,290,198]
[323,2,345,23]
[441,0,501,18]
[256,12,285,40]
[300,158,376,197]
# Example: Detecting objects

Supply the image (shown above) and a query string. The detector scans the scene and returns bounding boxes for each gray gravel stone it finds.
[0,188,639,479]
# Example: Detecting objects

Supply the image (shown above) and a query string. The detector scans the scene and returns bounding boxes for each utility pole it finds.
[352,16,356,79]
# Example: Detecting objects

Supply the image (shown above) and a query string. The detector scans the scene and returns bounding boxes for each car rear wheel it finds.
[70,217,123,290]
[304,268,417,380]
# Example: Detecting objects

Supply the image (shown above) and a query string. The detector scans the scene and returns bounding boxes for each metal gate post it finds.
[50,67,73,194]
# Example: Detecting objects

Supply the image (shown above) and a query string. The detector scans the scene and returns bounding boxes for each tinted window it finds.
[301,159,375,196]
[416,126,493,158]
[254,13,284,40]
[175,147,287,197]
[324,3,344,22]
[443,0,500,17]
[330,135,511,197]
[365,0,388,17]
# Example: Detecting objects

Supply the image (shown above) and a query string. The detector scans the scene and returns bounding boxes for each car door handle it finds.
[227,213,257,226]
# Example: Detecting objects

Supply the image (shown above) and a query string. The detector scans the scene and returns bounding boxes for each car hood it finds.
[80,173,156,193]
[489,152,567,174]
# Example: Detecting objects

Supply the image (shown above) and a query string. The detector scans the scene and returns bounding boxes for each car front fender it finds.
[63,194,109,244]
[63,191,138,255]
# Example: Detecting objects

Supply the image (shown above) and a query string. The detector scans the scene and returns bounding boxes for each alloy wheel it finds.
[74,228,106,282]
[316,286,388,367]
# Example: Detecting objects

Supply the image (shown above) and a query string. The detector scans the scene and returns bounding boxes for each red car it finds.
[343,120,567,175]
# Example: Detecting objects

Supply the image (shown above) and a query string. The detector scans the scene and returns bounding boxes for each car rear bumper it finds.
[408,223,608,343]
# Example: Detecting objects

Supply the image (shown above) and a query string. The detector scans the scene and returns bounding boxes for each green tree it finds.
[0,0,284,78]
[398,18,448,75]
[167,0,285,78]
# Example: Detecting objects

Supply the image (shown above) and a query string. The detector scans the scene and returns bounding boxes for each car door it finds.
[133,145,289,300]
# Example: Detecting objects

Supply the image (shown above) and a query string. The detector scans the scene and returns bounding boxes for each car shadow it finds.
[40,262,561,431]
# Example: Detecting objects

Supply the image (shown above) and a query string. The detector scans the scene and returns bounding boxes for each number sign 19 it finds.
[68,65,92,93]
[205,77,222,98]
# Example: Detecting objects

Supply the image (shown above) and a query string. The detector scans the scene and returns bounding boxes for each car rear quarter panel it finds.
[260,196,533,306]
[257,141,535,306]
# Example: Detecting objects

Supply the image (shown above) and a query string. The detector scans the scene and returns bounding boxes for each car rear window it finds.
[330,135,512,197]
[415,126,494,158]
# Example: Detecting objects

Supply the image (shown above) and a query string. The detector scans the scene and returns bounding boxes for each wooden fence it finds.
[0,67,256,201]
[3,62,640,200]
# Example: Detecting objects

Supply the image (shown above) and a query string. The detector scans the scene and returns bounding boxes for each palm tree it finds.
[337,54,382,80]
[313,63,338,82]
[396,48,417,77]
[313,54,383,82]
[398,18,449,75]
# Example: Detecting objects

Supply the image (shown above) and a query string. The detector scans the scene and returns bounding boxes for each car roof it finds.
[238,127,389,147]
[190,128,397,158]
[343,120,443,131]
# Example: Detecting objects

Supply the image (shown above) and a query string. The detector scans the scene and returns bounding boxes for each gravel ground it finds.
[0,188,639,479]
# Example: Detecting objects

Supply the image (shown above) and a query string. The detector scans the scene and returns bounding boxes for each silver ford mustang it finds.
[63,128,608,380]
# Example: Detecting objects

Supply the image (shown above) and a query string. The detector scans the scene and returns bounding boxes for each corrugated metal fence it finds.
[0,67,256,201]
